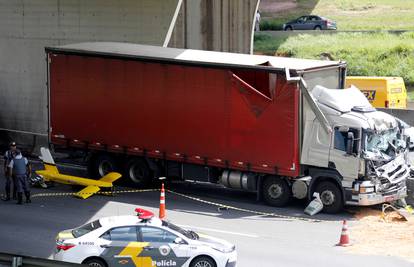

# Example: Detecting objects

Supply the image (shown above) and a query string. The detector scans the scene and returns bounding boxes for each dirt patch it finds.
[347,207,414,262]
[259,0,297,14]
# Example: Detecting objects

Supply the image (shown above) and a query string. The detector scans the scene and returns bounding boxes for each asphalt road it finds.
[0,163,413,267]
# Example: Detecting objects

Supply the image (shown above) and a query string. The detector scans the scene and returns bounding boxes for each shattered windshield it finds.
[364,128,404,158]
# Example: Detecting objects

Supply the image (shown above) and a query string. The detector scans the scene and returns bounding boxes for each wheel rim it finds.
[320,190,335,206]
[98,160,113,176]
[268,184,283,199]
[194,260,213,267]
[129,163,145,183]
[88,262,103,267]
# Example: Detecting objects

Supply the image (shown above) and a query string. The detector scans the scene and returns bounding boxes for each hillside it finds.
[255,0,414,89]
[259,0,414,31]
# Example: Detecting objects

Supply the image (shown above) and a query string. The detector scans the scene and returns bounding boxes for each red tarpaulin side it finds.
[49,53,300,177]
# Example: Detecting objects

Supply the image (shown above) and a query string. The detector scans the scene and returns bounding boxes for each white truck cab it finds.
[299,86,409,213]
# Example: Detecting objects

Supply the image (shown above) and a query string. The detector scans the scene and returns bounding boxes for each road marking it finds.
[177,224,259,238]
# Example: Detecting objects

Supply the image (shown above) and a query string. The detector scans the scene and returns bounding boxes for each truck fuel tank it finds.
[220,170,257,192]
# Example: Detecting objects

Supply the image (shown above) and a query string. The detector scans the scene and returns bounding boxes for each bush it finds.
[260,19,284,31]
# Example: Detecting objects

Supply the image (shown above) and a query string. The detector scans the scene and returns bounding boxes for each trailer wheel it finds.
[125,158,151,187]
[316,181,343,213]
[262,176,291,207]
[93,154,118,178]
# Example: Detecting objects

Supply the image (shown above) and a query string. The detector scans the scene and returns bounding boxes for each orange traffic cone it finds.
[337,220,351,246]
[159,183,166,219]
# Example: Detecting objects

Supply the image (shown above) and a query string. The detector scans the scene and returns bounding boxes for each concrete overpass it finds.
[0,0,259,146]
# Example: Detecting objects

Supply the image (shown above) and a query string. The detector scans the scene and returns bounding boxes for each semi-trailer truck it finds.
[45,42,409,213]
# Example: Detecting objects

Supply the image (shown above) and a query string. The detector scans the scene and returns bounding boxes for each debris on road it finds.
[347,207,414,262]
[382,203,411,222]
[304,192,323,216]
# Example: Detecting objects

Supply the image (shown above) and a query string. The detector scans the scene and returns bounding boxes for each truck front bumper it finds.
[357,185,407,206]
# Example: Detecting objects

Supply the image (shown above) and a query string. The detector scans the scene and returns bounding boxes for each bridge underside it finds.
[0,0,259,146]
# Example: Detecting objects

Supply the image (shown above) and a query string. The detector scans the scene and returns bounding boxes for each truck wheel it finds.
[125,158,151,187]
[316,181,343,213]
[94,154,118,178]
[262,176,291,207]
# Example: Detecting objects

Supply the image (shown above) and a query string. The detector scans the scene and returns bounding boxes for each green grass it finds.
[260,0,414,31]
[254,32,414,86]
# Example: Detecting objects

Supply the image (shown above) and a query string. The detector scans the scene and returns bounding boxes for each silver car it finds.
[283,15,337,31]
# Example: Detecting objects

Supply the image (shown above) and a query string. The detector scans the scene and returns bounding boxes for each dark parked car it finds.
[283,15,337,31]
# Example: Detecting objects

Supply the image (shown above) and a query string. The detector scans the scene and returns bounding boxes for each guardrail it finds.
[378,108,414,126]
[0,253,83,267]
[256,30,412,38]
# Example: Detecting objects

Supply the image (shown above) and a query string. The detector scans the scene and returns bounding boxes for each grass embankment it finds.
[260,0,414,31]
[254,32,414,90]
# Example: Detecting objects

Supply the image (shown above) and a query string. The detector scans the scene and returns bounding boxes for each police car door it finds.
[98,226,143,267]
[139,226,190,267]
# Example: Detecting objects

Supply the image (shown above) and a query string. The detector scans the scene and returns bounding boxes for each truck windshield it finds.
[365,128,401,157]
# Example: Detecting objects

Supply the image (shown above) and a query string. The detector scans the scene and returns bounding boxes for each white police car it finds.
[54,208,237,267]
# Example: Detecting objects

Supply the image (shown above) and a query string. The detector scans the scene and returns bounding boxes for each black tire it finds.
[83,258,107,267]
[314,25,322,30]
[125,158,152,187]
[316,181,343,213]
[92,154,118,178]
[262,176,291,207]
[190,256,216,267]
[284,26,292,31]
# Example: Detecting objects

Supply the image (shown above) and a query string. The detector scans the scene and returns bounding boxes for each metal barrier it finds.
[378,108,414,126]
[0,253,83,267]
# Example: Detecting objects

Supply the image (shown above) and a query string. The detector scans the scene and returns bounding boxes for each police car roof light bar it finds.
[135,208,154,220]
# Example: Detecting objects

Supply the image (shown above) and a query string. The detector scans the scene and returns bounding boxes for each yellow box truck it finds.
[345,76,407,108]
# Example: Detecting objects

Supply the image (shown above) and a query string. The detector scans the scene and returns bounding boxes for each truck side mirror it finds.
[346,132,354,155]
[407,136,413,151]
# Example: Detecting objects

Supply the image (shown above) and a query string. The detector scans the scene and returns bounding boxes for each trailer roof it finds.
[46,42,344,72]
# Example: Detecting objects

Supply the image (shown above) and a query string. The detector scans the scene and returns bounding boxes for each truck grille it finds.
[388,165,401,177]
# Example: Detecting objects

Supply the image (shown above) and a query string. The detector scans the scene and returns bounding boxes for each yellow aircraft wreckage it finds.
[35,147,122,199]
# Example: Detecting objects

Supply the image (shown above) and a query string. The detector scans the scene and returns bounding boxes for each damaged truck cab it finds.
[300,85,409,213]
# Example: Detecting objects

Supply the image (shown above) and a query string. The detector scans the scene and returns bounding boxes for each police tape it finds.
[30,189,159,198]
[165,189,325,222]
[26,188,327,222]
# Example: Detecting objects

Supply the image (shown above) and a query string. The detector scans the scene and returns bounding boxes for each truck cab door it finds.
[329,127,360,185]
[301,120,330,168]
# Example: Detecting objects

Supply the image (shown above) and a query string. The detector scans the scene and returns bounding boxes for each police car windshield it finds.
[72,220,102,238]
[162,221,198,240]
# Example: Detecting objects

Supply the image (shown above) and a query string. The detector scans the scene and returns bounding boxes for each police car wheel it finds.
[190,256,216,267]
[262,176,291,207]
[83,258,107,267]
